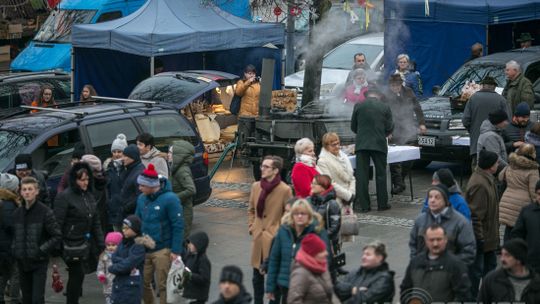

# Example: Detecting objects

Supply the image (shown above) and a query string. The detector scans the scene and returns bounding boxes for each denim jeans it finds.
[469,249,497,299]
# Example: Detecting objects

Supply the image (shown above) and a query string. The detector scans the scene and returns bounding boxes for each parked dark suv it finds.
[418,47,540,166]
[0,71,70,109]
[0,102,211,204]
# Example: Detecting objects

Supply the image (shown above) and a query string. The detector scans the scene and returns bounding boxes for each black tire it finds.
[412,160,431,169]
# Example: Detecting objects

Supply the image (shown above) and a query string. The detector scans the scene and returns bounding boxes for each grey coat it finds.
[462,89,509,156]
[409,206,476,265]
[477,119,508,167]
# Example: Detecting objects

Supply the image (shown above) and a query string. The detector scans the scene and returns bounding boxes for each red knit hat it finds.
[137,163,160,187]
[301,234,326,257]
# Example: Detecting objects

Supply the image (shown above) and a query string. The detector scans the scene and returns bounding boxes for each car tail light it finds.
[203,151,209,166]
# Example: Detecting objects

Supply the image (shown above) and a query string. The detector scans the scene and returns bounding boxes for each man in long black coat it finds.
[350,87,393,212]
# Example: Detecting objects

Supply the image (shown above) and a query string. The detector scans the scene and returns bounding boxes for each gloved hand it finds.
[98,274,107,284]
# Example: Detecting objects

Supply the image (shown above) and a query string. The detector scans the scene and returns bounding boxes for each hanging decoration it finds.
[290,6,301,17]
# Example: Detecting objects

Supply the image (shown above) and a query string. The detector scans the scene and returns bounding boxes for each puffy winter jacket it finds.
[478,268,540,304]
[170,140,196,209]
[119,160,144,221]
[109,235,155,304]
[135,178,184,254]
[409,206,476,265]
[54,162,104,251]
[182,231,211,301]
[266,222,330,293]
[212,287,253,304]
[12,200,61,270]
[308,188,341,244]
[106,159,125,226]
[499,152,539,227]
[0,189,19,260]
[235,79,260,117]
[288,261,333,304]
[477,119,508,166]
[334,262,395,304]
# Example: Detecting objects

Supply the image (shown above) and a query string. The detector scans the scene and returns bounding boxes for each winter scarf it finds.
[353,80,369,94]
[296,154,317,167]
[295,248,327,274]
[257,175,282,218]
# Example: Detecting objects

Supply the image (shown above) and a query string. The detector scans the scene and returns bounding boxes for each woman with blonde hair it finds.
[316,132,355,206]
[265,199,330,304]
[291,138,319,198]
[499,143,539,242]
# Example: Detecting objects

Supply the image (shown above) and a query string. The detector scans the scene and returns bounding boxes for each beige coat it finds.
[317,148,356,203]
[287,261,333,304]
[235,79,260,116]
[248,181,292,269]
[499,153,539,227]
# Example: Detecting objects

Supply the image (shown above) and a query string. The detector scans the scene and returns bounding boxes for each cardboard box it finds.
[0,45,10,63]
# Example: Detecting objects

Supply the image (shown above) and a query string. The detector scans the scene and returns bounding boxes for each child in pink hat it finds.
[97,232,122,304]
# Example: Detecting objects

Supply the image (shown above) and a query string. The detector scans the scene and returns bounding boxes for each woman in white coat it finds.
[316,132,356,207]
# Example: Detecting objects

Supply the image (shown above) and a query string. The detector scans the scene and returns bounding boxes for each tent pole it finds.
[150,56,155,76]
[71,47,74,103]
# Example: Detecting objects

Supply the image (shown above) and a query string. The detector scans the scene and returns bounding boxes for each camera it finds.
[254,76,261,82]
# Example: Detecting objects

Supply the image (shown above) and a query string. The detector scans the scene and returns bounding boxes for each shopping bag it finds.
[166,256,185,303]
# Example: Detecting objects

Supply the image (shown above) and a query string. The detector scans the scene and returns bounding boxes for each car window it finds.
[524,62,540,84]
[96,11,122,23]
[0,130,35,169]
[86,119,139,161]
[138,114,198,148]
[323,44,383,70]
[438,64,506,97]
[129,75,209,105]
[33,129,81,178]
[14,78,70,106]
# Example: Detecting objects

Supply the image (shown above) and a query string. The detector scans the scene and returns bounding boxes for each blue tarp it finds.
[72,0,283,57]
[72,0,284,98]
[384,0,540,97]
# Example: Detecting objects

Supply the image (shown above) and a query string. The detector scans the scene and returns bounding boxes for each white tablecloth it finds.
[348,146,421,169]
[452,136,470,146]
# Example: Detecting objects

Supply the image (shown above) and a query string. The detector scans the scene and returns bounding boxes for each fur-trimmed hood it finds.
[68,161,94,193]
[0,188,19,205]
[508,152,539,170]
[134,234,156,250]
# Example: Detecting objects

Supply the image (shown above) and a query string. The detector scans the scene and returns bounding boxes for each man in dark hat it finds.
[9,153,50,206]
[213,265,252,304]
[478,239,540,303]
[385,74,426,195]
[465,149,500,298]
[409,184,476,265]
[517,32,534,49]
[351,85,394,212]
[503,60,534,112]
[477,109,509,167]
[502,102,534,154]
[463,76,510,169]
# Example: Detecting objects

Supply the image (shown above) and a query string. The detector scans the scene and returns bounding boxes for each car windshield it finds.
[34,9,96,43]
[323,44,382,70]
[0,130,34,169]
[129,75,210,104]
[439,64,506,97]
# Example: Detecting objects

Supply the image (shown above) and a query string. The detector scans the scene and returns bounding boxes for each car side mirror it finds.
[432,85,441,95]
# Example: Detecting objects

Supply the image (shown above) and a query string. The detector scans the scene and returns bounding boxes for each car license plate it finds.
[418,136,436,147]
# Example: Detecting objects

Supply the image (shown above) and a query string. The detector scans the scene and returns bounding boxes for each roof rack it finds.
[20,105,88,118]
[91,96,156,107]
[0,70,69,82]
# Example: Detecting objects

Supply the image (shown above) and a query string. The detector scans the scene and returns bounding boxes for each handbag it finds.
[62,241,89,262]
[340,210,360,236]
[332,252,346,268]
[230,95,241,115]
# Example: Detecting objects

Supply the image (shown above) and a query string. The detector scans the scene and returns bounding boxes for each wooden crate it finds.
[0,45,10,63]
